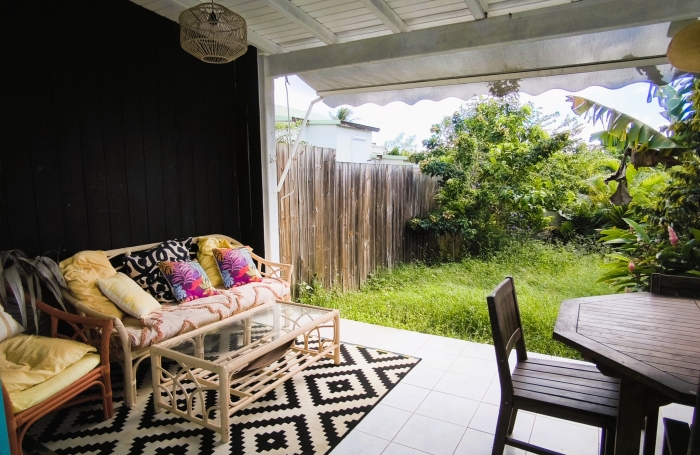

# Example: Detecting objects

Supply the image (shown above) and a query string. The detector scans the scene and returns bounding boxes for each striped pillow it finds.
[0,306,23,343]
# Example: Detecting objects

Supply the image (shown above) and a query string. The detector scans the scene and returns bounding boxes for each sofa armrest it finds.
[249,252,294,284]
[35,300,113,368]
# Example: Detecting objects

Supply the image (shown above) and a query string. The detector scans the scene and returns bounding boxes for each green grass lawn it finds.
[299,241,616,358]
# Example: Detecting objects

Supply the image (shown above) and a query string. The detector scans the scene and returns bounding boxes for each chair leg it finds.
[643,408,659,455]
[507,409,518,435]
[491,405,513,455]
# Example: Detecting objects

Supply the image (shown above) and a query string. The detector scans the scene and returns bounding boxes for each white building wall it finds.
[302,124,374,163]
[301,124,338,150]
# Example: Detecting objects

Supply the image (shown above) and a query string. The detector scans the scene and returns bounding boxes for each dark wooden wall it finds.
[0,0,265,260]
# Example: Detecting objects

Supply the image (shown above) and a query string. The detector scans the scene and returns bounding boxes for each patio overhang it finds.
[259,0,699,106]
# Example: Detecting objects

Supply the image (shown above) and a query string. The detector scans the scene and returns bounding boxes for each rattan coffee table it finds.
[150,301,340,442]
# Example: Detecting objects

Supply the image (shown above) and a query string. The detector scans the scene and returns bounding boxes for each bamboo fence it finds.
[276,143,439,292]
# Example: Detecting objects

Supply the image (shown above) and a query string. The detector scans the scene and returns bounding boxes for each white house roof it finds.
[275,105,329,121]
[135,0,699,106]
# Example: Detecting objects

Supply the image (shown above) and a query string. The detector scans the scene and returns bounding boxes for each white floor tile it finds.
[414,347,459,370]
[454,428,496,455]
[422,336,470,355]
[415,391,480,426]
[465,403,536,441]
[355,404,413,440]
[394,414,467,455]
[433,372,491,401]
[467,402,501,434]
[330,430,390,455]
[341,332,386,348]
[381,383,431,412]
[482,379,501,406]
[387,330,433,347]
[454,428,526,455]
[355,324,403,340]
[529,415,600,455]
[374,341,422,356]
[448,356,498,381]
[382,443,431,455]
[460,343,496,361]
[401,365,446,390]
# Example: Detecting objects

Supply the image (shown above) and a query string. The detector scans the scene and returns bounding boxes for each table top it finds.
[152,301,338,371]
[554,292,700,405]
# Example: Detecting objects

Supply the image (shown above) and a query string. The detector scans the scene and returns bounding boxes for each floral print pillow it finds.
[212,248,263,288]
[157,260,218,302]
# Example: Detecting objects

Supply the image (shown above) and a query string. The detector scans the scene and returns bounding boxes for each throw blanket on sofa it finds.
[123,278,290,349]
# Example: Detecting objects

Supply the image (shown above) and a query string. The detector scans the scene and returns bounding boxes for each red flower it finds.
[628,261,635,272]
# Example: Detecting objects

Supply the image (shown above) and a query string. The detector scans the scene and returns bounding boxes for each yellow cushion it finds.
[9,353,100,413]
[98,272,160,319]
[197,237,243,288]
[60,251,124,319]
[0,334,96,394]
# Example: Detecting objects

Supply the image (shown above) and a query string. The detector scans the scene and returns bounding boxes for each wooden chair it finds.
[487,277,619,455]
[661,373,700,455]
[651,273,700,299]
[1,300,114,455]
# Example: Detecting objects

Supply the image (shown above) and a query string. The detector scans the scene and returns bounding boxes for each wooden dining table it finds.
[553,292,699,455]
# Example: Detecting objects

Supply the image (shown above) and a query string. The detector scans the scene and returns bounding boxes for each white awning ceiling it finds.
[297,22,680,107]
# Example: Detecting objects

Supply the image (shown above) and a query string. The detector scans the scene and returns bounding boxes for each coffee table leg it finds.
[333,313,341,365]
[615,378,645,455]
[244,317,252,345]
[219,366,230,443]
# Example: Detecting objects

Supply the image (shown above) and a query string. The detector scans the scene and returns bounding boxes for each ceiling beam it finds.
[357,0,411,33]
[259,0,339,45]
[464,0,488,19]
[247,30,286,54]
[265,0,700,77]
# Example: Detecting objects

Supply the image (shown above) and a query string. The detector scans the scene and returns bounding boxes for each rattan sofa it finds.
[61,234,293,408]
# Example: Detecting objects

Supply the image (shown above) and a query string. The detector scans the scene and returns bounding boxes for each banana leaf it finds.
[567,96,681,151]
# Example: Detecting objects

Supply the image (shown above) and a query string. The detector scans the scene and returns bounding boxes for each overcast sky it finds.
[274,75,670,149]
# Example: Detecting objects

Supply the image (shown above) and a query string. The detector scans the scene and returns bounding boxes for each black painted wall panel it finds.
[0,0,264,259]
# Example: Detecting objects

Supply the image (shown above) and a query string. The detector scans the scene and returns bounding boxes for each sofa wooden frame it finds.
[60,234,293,408]
[2,300,114,455]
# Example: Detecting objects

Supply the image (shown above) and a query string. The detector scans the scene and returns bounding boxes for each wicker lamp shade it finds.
[180,2,247,64]
[667,21,700,73]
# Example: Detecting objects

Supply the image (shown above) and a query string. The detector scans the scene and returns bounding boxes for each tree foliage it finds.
[329,107,358,122]
[408,95,608,254]
[384,133,418,156]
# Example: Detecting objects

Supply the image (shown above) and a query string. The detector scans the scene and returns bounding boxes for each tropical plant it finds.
[0,250,68,332]
[568,75,697,168]
[329,107,358,122]
[598,220,700,291]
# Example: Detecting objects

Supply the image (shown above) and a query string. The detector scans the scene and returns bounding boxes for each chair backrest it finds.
[650,273,700,299]
[486,277,528,403]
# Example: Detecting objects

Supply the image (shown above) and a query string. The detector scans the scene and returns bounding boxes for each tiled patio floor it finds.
[328,319,695,455]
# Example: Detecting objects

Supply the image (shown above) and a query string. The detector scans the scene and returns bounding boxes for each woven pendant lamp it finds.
[667,21,700,73]
[180,1,247,64]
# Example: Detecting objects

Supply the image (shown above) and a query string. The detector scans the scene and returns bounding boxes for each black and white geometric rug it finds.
[29,343,420,455]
